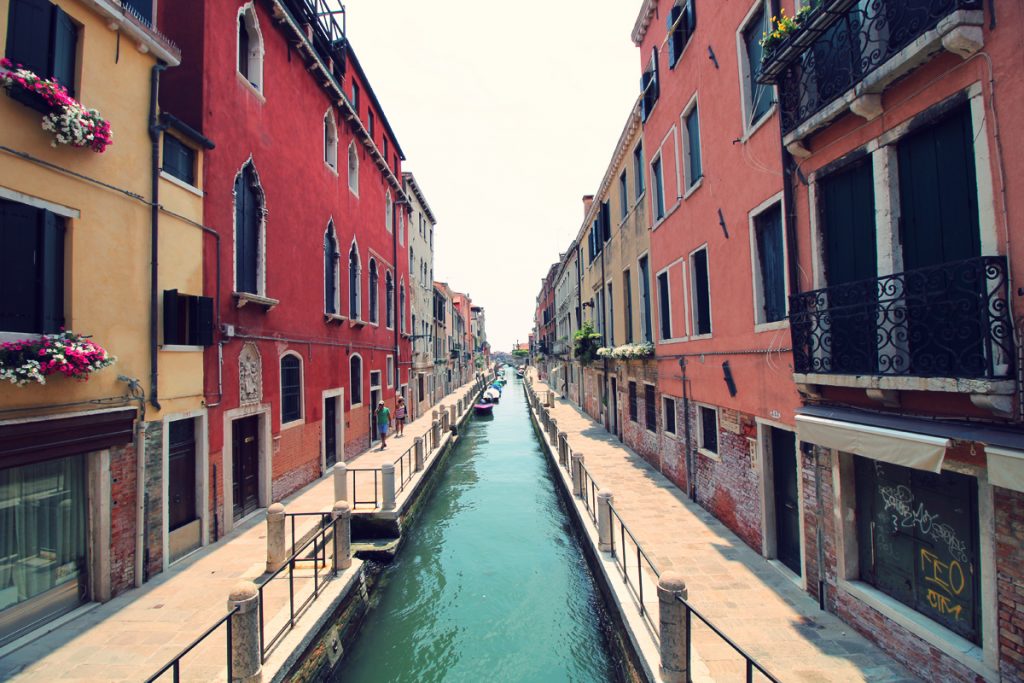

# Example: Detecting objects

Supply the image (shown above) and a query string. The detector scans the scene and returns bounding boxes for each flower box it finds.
[6,83,53,115]
[0,331,116,386]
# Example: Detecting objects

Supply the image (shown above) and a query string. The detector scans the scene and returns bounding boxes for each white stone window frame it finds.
[680,92,704,197]
[688,243,713,340]
[748,192,791,332]
[324,219,341,316]
[349,353,364,408]
[736,0,777,140]
[654,258,688,345]
[385,190,393,234]
[231,158,268,299]
[347,142,359,197]
[367,257,379,326]
[236,3,265,98]
[323,109,338,172]
[695,403,720,460]
[348,239,362,321]
[385,270,395,330]
[279,350,305,430]
[661,394,679,438]
[386,355,394,388]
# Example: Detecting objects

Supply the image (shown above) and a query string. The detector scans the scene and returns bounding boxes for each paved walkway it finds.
[528,370,916,683]
[0,379,483,682]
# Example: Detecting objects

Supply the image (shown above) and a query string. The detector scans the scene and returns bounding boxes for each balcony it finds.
[789,256,1015,411]
[758,0,984,150]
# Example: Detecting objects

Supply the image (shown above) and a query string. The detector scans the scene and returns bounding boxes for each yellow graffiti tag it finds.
[920,548,967,621]
[926,589,963,619]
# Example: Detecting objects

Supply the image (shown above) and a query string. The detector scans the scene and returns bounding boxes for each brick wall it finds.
[142,420,163,579]
[996,485,1024,681]
[800,445,838,612]
[108,442,137,597]
[273,420,322,501]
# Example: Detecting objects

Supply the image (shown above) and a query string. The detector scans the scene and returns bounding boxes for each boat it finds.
[473,399,494,415]
[483,387,501,403]
[515,368,524,378]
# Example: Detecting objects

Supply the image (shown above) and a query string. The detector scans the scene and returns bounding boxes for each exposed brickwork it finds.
[996,486,1024,682]
[142,420,163,579]
[617,361,665,476]
[273,420,322,501]
[800,445,838,612]
[108,442,137,596]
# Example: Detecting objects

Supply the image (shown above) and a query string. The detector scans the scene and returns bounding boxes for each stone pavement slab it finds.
[529,370,917,683]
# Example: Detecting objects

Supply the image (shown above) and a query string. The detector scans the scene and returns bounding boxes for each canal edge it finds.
[524,383,661,683]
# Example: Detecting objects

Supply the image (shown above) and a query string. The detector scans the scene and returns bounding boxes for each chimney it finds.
[582,194,594,219]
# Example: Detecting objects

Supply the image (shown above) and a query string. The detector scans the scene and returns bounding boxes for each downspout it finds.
[392,201,400,403]
[679,357,695,501]
[600,243,609,431]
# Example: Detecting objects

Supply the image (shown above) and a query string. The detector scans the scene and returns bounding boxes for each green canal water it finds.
[338,376,624,682]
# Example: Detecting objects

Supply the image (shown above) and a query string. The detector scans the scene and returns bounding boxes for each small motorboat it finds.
[483,387,501,403]
[474,395,495,415]
[515,369,524,378]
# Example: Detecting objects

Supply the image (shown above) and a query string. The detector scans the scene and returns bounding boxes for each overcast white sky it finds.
[343,2,642,352]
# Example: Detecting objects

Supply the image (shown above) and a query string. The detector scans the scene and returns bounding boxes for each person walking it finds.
[394,397,407,437]
[375,401,392,450]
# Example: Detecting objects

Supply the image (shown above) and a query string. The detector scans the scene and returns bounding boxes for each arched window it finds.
[384,191,393,233]
[368,259,379,324]
[348,242,360,319]
[324,110,338,170]
[347,142,359,195]
[280,353,303,424]
[324,221,339,314]
[385,271,394,329]
[349,354,363,407]
[237,4,264,92]
[399,282,406,334]
[234,160,265,295]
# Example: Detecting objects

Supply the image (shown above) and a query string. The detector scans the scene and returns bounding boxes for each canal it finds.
[338,374,625,682]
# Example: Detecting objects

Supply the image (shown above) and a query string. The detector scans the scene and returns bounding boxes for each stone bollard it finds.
[227,581,261,683]
[381,463,396,510]
[549,418,559,446]
[432,409,439,424]
[414,436,424,471]
[597,491,614,552]
[265,503,286,573]
[333,462,348,505]
[432,418,441,447]
[558,432,568,467]
[658,572,689,683]
[332,500,352,572]
[448,404,457,429]
[547,391,555,407]
[570,452,584,497]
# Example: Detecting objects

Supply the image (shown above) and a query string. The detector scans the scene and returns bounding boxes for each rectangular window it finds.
[418,373,425,402]
[606,283,614,346]
[633,143,645,198]
[370,370,381,389]
[644,384,656,432]
[628,381,638,422]
[657,271,672,341]
[162,135,196,186]
[699,406,717,453]
[640,49,660,121]
[667,0,696,67]
[663,397,677,435]
[351,81,360,113]
[281,356,302,423]
[623,269,633,344]
[753,202,787,324]
[684,105,702,189]
[600,200,611,242]
[652,157,665,220]
[639,256,652,343]
[163,290,214,347]
[690,247,711,335]
[854,457,980,643]
[619,171,628,220]
[383,137,389,161]
[368,110,375,139]
[5,0,78,98]
[741,4,774,126]
[0,198,64,334]
[386,356,394,387]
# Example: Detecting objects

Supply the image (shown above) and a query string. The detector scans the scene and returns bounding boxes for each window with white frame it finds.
[347,142,359,195]
[324,110,338,170]
[368,259,379,325]
[667,0,697,67]
[690,246,711,336]
[385,271,395,329]
[633,143,645,198]
[386,356,394,387]
[385,191,393,233]
[663,396,677,435]
[739,2,774,130]
[280,353,303,424]
[237,4,263,92]
[682,98,702,190]
[651,156,665,220]
[752,201,787,324]
[619,170,628,220]
[324,221,340,314]
[348,242,361,319]
[698,405,718,454]
[234,160,266,296]
[657,270,672,341]
[349,354,363,406]
[641,48,659,121]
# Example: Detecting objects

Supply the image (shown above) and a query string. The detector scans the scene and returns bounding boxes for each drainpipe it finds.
[600,242,609,431]
[679,357,695,501]
[148,61,167,412]
[393,200,401,402]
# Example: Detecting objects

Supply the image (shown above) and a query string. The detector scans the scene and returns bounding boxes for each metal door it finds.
[771,428,801,575]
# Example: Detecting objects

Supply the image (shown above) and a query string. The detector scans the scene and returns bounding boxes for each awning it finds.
[987,447,1024,494]
[796,414,951,473]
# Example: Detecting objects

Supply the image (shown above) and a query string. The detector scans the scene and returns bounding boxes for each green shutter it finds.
[196,296,214,346]
[5,0,52,77]
[50,6,77,95]
[39,209,64,333]
[163,289,180,345]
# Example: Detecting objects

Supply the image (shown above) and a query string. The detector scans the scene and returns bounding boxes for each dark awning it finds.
[0,408,137,469]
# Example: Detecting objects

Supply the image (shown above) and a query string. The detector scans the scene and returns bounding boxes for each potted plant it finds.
[760,1,822,59]
[1,59,113,152]
[573,322,603,366]
[0,330,116,386]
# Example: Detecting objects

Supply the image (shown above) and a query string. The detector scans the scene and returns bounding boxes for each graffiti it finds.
[921,548,967,620]
[879,485,969,563]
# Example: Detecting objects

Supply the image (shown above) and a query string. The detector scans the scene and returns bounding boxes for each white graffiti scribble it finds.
[878,485,969,563]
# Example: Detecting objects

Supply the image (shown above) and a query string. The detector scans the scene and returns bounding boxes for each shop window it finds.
[854,457,980,644]
[0,198,64,334]
[162,290,213,346]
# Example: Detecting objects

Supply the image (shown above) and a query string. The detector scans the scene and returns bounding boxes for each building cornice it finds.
[631,0,659,46]
[402,171,437,224]
[575,102,643,244]
[84,0,181,65]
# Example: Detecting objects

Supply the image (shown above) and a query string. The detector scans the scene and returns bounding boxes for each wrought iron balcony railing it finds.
[789,255,1014,381]
[759,0,983,135]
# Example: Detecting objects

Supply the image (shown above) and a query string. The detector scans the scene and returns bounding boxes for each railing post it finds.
[597,492,614,552]
[570,452,584,497]
[332,462,348,505]
[658,572,689,683]
[414,436,424,471]
[227,581,261,682]
[549,418,558,446]
[558,432,568,466]
[265,503,286,573]
[381,463,396,510]
[332,500,352,572]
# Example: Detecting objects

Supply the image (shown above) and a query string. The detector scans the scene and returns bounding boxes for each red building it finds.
[159,0,410,540]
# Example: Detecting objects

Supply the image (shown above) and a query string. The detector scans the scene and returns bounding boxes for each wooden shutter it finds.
[195,296,214,346]
[686,108,701,183]
[657,272,671,340]
[50,6,76,95]
[0,200,41,333]
[693,249,711,335]
[39,209,64,333]
[666,5,679,66]
[755,204,786,323]
[163,289,181,344]
[5,0,52,77]
[601,201,611,242]
[684,0,696,39]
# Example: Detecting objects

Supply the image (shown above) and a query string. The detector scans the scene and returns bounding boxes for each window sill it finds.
[281,417,305,431]
[324,162,338,176]
[349,318,366,329]
[740,104,777,143]
[159,171,203,197]
[753,319,789,334]
[161,344,204,352]
[236,72,265,102]
[689,332,713,342]
[234,292,279,310]
[682,176,703,200]
[698,448,721,461]
[324,313,346,325]
[0,331,43,344]
[650,200,681,232]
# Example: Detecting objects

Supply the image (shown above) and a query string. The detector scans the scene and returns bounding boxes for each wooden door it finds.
[168,419,197,531]
[324,397,338,469]
[232,416,260,521]
[771,428,801,576]
[820,157,877,374]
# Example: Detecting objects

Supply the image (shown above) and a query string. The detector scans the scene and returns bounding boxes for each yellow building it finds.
[0,0,211,645]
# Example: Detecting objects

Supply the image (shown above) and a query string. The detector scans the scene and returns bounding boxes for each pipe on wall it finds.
[148,61,167,412]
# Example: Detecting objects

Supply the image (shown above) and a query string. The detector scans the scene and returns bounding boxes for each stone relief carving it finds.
[239,343,262,405]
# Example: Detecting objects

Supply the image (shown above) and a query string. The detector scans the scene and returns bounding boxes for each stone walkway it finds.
[0,378,483,682]
[528,370,917,683]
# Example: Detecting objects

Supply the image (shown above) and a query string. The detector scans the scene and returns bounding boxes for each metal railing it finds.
[284,511,332,557]
[608,503,661,637]
[393,443,416,495]
[678,596,781,683]
[347,468,380,509]
[790,255,1014,379]
[145,606,237,682]
[578,458,600,524]
[258,515,337,661]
